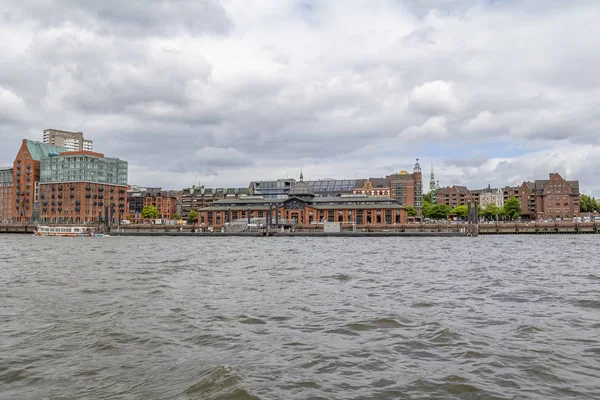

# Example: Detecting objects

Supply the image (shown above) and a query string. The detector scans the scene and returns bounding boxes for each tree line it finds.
[416,193,522,221]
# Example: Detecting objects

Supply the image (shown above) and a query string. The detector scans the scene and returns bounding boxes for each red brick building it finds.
[525,173,580,219]
[37,150,128,224]
[143,190,178,220]
[435,185,473,208]
[12,140,69,222]
[387,160,423,210]
[39,182,128,224]
[198,178,407,229]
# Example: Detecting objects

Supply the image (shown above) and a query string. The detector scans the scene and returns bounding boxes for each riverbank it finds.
[2,222,598,236]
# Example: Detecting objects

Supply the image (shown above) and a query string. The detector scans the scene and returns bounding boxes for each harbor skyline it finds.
[0,1,599,196]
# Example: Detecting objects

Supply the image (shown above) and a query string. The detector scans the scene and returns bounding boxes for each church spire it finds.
[299,167,304,182]
[429,164,437,204]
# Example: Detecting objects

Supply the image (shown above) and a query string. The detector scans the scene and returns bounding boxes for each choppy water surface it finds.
[1,236,599,399]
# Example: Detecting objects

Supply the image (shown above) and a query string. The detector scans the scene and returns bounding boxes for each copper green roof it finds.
[25,140,69,161]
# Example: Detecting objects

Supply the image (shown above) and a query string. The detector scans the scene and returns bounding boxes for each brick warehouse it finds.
[38,150,128,224]
[12,140,69,222]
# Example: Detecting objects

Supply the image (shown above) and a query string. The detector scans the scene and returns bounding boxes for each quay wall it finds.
[1,223,599,236]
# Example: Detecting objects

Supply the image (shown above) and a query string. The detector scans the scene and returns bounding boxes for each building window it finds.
[356,212,363,225]
[385,210,392,224]
[328,211,334,222]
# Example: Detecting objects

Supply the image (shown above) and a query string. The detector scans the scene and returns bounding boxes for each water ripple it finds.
[0,235,599,399]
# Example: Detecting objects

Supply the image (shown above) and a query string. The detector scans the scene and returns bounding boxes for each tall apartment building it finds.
[38,150,128,224]
[0,167,14,222]
[12,140,69,222]
[43,129,93,152]
[387,159,423,210]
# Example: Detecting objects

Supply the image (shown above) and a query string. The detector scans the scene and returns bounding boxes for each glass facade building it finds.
[40,153,128,185]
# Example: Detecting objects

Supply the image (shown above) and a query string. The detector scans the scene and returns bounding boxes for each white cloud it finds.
[401,116,449,139]
[408,80,462,114]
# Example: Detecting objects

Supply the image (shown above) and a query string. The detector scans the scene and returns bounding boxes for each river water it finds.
[1,235,599,399]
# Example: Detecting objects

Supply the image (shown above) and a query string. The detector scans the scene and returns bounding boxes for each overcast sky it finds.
[1,0,599,195]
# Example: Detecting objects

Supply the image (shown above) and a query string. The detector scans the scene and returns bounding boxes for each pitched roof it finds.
[288,180,315,197]
[369,177,389,188]
[25,140,69,161]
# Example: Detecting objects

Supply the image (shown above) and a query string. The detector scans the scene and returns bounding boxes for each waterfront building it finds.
[38,150,128,224]
[43,129,93,152]
[128,187,160,217]
[387,160,423,210]
[353,178,390,197]
[429,165,436,204]
[0,167,13,223]
[435,185,473,208]
[517,181,536,218]
[249,178,295,199]
[478,185,504,209]
[503,186,518,204]
[198,175,407,229]
[526,173,580,219]
[12,140,70,222]
[181,185,249,220]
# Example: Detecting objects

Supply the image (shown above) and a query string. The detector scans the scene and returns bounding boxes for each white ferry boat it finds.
[35,226,109,237]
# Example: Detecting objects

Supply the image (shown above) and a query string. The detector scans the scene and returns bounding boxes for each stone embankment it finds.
[2,222,598,235]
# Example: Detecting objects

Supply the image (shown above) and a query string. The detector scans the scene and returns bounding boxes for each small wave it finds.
[79,288,106,294]
[424,328,463,345]
[513,324,545,337]
[413,301,435,308]
[574,299,600,309]
[183,366,259,399]
[323,273,351,281]
[239,317,267,325]
[324,328,359,336]
[0,369,27,384]
[268,316,292,322]
[293,381,320,389]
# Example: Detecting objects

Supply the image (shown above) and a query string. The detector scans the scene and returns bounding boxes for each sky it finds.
[1,0,599,195]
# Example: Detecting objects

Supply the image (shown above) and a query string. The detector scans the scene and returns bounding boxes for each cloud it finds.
[408,81,462,114]
[0,0,599,197]
[0,85,29,123]
[401,116,449,139]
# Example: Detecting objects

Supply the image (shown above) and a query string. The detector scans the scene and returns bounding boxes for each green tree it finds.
[172,213,181,220]
[431,204,451,220]
[187,210,198,223]
[422,201,433,218]
[141,205,160,219]
[452,205,469,219]
[482,203,502,220]
[423,193,432,204]
[503,197,521,220]
[580,194,600,213]
[126,214,133,221]
[405,206,418,217]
